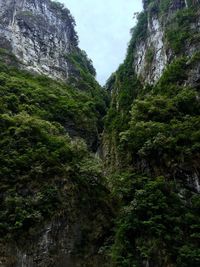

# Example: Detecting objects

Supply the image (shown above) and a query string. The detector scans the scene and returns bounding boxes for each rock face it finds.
[104,0,200,192]
[103,2,200,266]
[0,1,109,267]
[0,212,106,267]
[0,0,78,80]
[134,0,200,84]
[0,0,100,150]
[133,13,168,84]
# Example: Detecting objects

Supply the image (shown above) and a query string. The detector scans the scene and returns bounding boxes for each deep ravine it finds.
[0,0,200,267]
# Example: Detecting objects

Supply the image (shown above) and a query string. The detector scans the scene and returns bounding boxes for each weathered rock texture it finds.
[102,2,200,266]
[103,0,200,192]
[0,0,78,80]
[0,1,109,267]
[134,0,200,84]
[0,211,107,267]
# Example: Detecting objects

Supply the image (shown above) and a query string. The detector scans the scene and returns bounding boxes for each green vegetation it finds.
[104,55,200,267]
[145,47,154,71]
[146,0,172,15]
[111,175,200,267]
[130,12,148,47]
[148,0,172,16]
[67,49,96,77]
[104,4,200,267]
[50,1,78,45]
[105,74,200,267]
[0,48,109,242]
[103,12,147,170]
[1,1,200,266]
[0,48,107,147]
[165,7,199,54]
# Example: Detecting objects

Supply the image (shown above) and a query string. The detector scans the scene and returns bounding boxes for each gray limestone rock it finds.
[0,0,78,81]
[137,0,200,84]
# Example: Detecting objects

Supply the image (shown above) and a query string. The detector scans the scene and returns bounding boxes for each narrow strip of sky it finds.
[60,0,143,85]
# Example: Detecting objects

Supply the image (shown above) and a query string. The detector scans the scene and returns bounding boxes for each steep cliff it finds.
[104,0,200,266]
[0,0,106,150]
[0,1,110,266]
[0,0,87,81]
[104,0,200,190]
[133,0,200,85]
[1,0,200,267]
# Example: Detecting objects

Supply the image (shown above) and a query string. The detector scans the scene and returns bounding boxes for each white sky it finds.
[60,0,143,85]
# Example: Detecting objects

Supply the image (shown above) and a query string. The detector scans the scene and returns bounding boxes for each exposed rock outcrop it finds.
[0,0,78,80]
[1,211,108,267]
[134,0,200,84]
[0,1,109,267]
[104,0,200,192]
[103,2,200,266]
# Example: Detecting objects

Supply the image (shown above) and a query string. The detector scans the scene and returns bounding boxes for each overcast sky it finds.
[60,0,143,85]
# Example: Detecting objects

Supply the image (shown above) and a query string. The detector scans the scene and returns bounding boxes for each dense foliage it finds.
[111,175,200,267]
[0,1,200,266]
[0,48,109,241]
[104,3,200,267]
[165,7,199,54]
[120,58,200,176]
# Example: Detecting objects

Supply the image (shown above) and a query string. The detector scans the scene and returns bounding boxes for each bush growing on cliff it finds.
[105,35,200,267]
[111,176,200,267]
[105,75,200,266]
[0,55,107,145]
[0,111,105,236]
[165,8,199,54]
[49,1,78,45]
[0,51,108,239]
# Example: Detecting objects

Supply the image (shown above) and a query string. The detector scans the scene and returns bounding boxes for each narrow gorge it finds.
[0,0,200,267]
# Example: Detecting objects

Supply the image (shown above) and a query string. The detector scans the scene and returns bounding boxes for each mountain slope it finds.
[0,0,79,80]
[103,1,200,266]
[0,0,200,267]
[0,1,111,266]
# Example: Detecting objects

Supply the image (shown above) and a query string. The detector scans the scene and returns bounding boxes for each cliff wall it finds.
[133,0,200,84]
[0,0,78,80]
[0,1,110,267]
[103,1,200,266]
